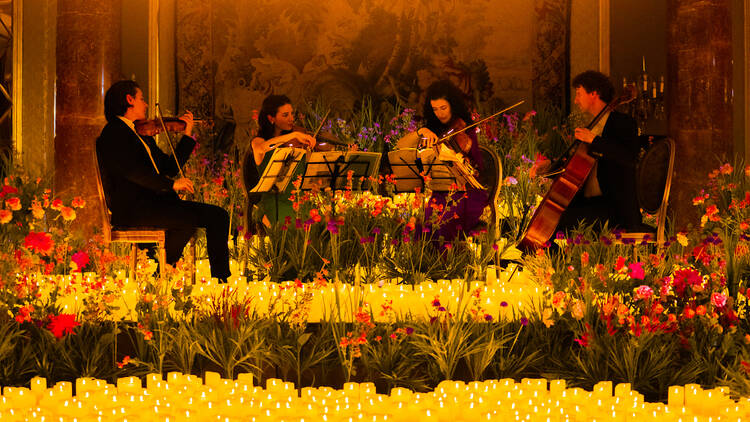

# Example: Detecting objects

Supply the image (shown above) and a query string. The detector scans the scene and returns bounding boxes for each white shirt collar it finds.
[118,115,137,133]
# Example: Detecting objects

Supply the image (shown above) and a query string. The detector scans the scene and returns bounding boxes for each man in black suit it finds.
[556,70,642,233]
[96,80,231,283]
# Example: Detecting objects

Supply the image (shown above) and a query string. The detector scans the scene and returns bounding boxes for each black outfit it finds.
[557,111,642,233]
[96,118,231,279]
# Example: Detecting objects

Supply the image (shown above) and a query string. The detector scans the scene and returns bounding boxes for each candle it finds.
[668,386,684,407]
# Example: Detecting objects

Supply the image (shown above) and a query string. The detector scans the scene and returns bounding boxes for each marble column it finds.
[55,1,121,234]
[667,0,733,228]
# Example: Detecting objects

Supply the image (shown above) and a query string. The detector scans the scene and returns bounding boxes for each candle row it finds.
[1,375,746,421]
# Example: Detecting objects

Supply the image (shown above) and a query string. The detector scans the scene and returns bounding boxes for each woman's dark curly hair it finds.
[422,80,473,133]
[256,94,292,140]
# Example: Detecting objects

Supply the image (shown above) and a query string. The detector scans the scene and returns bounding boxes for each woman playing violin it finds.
[244,95,316,227]
[405,80,489,242]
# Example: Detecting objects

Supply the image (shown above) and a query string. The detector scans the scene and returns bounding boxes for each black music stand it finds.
[387,148,465,193]
[300,151,381,192]
[249,147,307,221]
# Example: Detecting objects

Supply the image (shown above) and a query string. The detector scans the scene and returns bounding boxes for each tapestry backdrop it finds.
[176,0,569,144]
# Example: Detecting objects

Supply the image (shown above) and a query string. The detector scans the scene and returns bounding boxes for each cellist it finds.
[555,71,642,233]
[399,80,489,242]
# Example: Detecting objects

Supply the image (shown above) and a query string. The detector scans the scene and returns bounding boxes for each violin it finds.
[134,117,212,136]
[276,125,347,152]
[438,118,473,156]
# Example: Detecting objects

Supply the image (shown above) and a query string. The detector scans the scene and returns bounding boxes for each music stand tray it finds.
[388,148,468,193]
[301,151,381,191]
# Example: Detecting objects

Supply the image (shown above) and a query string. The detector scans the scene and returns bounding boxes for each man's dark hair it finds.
[104,80,140,123]
[422,80,473,133]
[257,94,292,140]
[572,70,614,103]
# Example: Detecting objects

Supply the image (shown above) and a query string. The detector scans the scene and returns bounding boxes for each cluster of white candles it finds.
[1,374,745,421]
[43,263,541,323]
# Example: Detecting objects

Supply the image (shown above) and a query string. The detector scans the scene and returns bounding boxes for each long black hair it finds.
[256,94,292,140]
[422,80,473,133]
[104,80,140,123]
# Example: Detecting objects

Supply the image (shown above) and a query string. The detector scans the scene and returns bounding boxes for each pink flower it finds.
[628,262,645,280]
[635,285,654,300]
[50,198,63,211]
[71,251,89,272]
[711,292,727,308]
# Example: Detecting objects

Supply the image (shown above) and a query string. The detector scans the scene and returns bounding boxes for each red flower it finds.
[614,256,626,271]
[24,231,54,255]
[71,251,89,272]
[0,184,18,198]
[47,314,79,339]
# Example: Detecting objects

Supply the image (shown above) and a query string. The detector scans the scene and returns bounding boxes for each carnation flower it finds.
[71,196,86,208]
[0,209,11,224]
[24,231,54,255]
[711,292,727,308]
[60,206,76,221]
[50,198,63,211]
[635,285,654,300]
[5,197,20,211]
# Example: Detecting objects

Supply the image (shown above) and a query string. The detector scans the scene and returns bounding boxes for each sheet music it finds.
[249,147,307,193]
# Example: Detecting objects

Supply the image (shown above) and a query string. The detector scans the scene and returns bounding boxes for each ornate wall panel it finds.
[176,0,570,144]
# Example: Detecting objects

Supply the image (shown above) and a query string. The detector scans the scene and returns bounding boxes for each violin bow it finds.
[312,109,331,139]
[155,103,185,178]
[435,100,525,144]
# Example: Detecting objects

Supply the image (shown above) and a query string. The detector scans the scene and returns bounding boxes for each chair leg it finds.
[190,238,197,285]
[158,242,167,284]
[130,244,137,281]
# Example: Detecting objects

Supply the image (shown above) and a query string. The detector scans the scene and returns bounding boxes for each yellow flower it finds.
[542,308,555,328]
[0,209,11,224]
[31,203,44,219]
[676,232,688,247]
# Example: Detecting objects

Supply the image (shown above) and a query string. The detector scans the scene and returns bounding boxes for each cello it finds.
[518,86,637,250]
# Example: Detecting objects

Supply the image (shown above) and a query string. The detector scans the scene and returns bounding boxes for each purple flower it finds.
[372,227,381,235]
[484,314,493,322]
[520,317,528,326]
[405,327,414,335]
[600,236,612,246]
[438,306,446,312]
[295,218,303,229]
[555,231,565,240]
[500,301,508,307]
[327,220,339,234]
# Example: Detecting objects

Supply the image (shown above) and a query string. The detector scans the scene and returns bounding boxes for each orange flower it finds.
[5,197,20,211]
[60,206,76,221]
[116,356,132,369]
[71,196,86,208]
[24,231,54,255]
[0,209,11,224]
[50,198,63,211]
